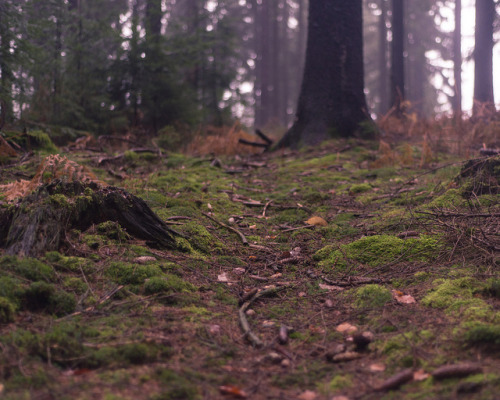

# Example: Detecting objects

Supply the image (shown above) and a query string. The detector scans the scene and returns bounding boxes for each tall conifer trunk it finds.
[390,0,405,114]
[278,0,371,148]
[473,0,495,115]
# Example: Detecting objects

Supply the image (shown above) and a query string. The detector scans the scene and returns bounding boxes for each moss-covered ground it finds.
[0,139,499,399]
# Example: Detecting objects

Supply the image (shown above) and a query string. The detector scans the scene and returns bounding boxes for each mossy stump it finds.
[0,181,179,256]
[459,156,500,195]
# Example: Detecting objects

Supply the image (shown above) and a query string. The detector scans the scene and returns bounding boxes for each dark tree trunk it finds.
[473,0,495,115]
[390,0,405,114]
[277,0,372,148]
[0,182,179,257]
[378,0,389,115]
[453,0,462,115]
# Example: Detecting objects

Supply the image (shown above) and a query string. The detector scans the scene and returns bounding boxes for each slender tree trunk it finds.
[271,0,281,125]
[453,0,462,115]
[378,0,389,115]
[280,0,290,126]
[260,1,271,126]
[390,0,405,114]
[251,0,262,127]
[473,0,495,115]
[278,0,372,148]
[53,8,62,124]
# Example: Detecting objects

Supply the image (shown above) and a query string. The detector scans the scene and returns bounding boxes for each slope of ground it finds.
[0,136,499,400]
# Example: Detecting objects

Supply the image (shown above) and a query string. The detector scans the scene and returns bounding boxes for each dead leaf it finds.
[233,267,246,275]
[369,363,386,372]
[218,273,229,282]
[319,283,344,291]
[413,369,430,381]
[392,290,416,304]
[219,385,248,398]
[330,351,362,363]
[298,390,318,400]
[249,224,257,229]
[336,322,358,334]
[134,256,157,264]
[305,216,328,226]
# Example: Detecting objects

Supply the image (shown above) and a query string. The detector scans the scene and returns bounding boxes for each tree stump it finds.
[0,180,179,257]
[459,156,500,196]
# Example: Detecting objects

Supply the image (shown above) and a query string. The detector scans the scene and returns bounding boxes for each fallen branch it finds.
[202,212,248,245]
[238,285,289,347]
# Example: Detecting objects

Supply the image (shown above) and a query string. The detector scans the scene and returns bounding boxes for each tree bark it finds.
[277,0,372,148]
[473,0,495,115]
[390,0,405,114]
[453,0,462,115]
[0,181,179,257]
[378,0,389,115]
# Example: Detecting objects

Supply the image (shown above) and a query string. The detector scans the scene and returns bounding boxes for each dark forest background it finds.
[0,0,499,141]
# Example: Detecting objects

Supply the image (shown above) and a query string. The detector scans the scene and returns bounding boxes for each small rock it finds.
[134,256,156,264]
[298,390,318,400]
[262,320,276,328]
[281,358,291,368]
[233,267,246,275]
[266,352,283,364]
[336,322,358,334]
[245,309,256,316]
[208,324,221,335]
[330,351,362,363]
[369,363,386,373]
[324,299,334,308]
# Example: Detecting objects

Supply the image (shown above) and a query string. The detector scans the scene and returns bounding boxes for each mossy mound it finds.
[24,282,76,316]
[314,234,440,271]
[353,284,392,308]
[422,278,497,322]
[0,255,56,282]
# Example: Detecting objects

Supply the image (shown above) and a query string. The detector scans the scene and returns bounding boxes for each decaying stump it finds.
[0,180,179,257]
[459,155,500,196]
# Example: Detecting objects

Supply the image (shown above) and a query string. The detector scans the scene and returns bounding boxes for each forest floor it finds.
[0,133,499,400]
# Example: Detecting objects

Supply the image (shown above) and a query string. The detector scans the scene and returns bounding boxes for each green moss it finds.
[463,323,500,347]
[0,296,16,323]
[106,261,163,285]
[45,252,94,274]
[178,222,225,254]
[24,282,76,316]
[349,183,372,194]
[124,150,139,162]
[97,221,129,241]
[121,342,159,364]
[314,234,439,271]
[26,130,58,153]
[0,276,23,307]
[144,274,195,295]
[0,256,55,282]
[49,193,70,207]
[153,369,200,400]
[426,189,465,208]
[63,277,88,294]
[422,278,476,309]
[83,234,104,249]
[326,374,353,392]
[354,284,392,308]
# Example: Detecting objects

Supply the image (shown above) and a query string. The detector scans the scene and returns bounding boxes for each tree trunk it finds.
[390,0,405,114]
[0,181,179,257]
[453,0,462,115]
[277,0,372,148]
[378,0,389,115]
[473,0,495,115]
